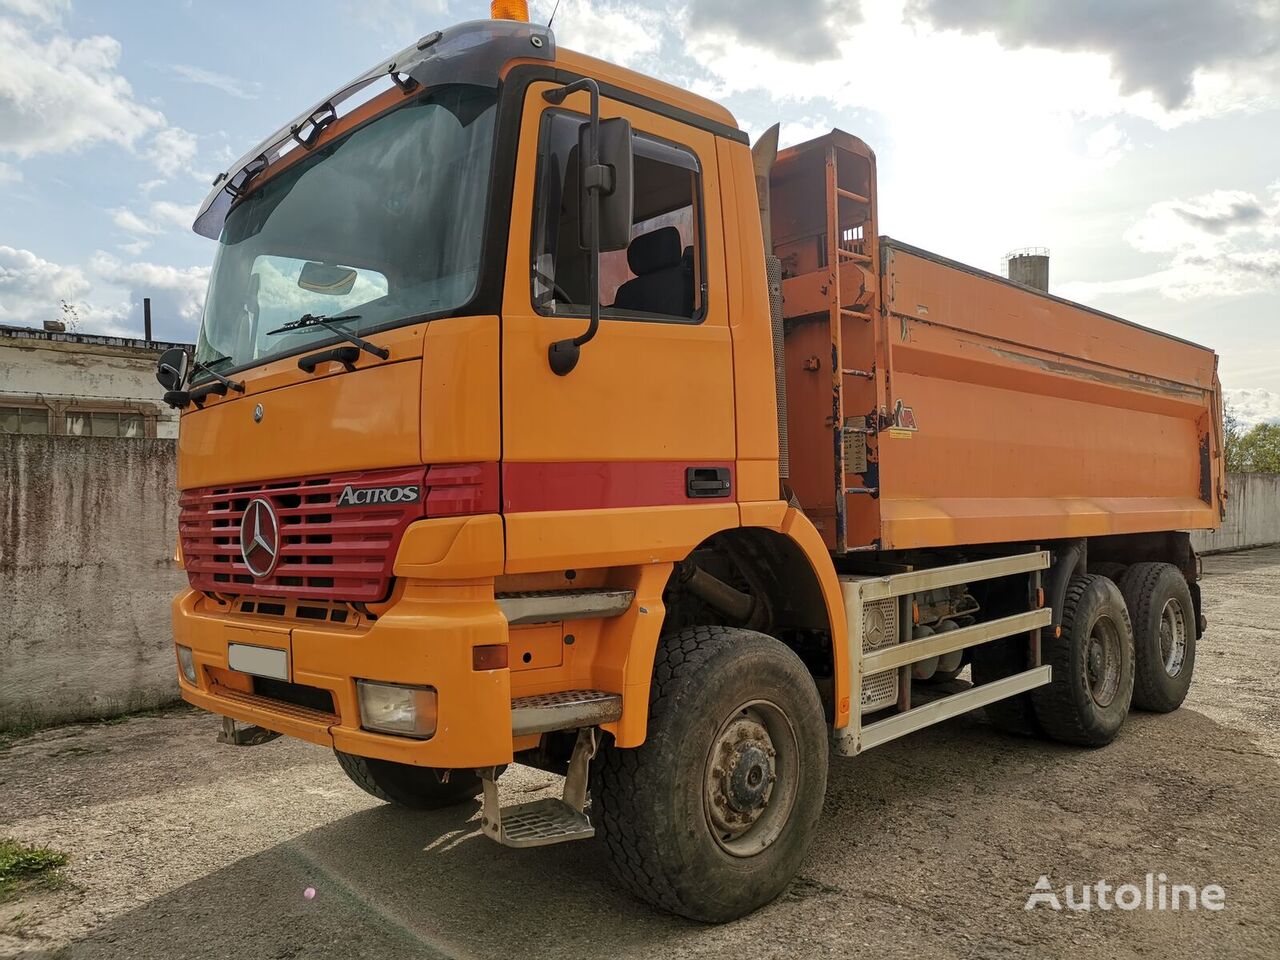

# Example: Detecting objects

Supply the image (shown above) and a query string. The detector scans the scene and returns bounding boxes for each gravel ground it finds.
[3,547,1279,959]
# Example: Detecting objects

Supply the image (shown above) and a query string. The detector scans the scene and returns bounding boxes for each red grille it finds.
[180,466,430,602]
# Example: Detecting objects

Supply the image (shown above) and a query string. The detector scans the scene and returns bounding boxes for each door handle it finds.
[686,467,731,499]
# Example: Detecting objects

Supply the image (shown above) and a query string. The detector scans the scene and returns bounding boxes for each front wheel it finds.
[591,626,829,922]
[335,751,481,809]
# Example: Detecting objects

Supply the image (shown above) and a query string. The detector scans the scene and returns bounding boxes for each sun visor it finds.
[192,19,555,240]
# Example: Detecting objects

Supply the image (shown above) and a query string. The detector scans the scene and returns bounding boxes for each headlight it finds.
[357,680,438,739]
[177,645,197,685]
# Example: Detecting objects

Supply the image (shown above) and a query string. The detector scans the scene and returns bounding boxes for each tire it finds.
[591,626,828,922]
[971,634,1042,736]
[1117,562,1196,712]
[1031,575,1134,746]
[335,751,481,809]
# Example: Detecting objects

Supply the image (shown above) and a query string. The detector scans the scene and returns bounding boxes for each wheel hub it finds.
[1085,616,1122,708]
[1159,597,1188,678]
[707,716,776,836]
[703,702,797,857]
[726,742,774,813]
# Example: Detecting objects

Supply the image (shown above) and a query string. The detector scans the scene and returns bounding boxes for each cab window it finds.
[532,110,704,323]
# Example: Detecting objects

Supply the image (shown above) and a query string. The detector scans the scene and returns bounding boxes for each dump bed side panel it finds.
[876,240,1224,549]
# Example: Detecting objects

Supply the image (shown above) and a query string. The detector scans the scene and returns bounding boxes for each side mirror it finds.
[578,116,633,253]
[543,77,632,376]
[156,347,189,391]
[298,261,358,295]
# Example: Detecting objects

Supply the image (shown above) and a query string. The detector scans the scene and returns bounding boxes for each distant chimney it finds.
[43,320,66,333]
[144,297,153,341]
[1004,247,1050,292]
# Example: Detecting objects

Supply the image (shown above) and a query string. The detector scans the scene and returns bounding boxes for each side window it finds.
[0,405,50,435]
[532,110,704,322]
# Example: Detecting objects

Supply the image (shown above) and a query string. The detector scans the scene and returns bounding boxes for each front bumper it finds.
[173,579,514,768]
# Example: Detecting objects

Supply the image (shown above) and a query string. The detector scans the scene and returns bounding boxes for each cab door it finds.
[500,82,737,573]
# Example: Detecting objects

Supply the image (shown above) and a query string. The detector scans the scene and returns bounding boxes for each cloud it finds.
[0,245,91,326]
[532,0,662,67]
[167,64,259,101]
[110,207,159,235]
[0,160,20,183]
[905,0,1280,110]
[0,0,68,25]
[146,126,199,176]
[90,252,210,330]
[0,17,165,158]
[1059,184,1280,302]
[0,244,132,334]
[110,199,199,236]
[0,244,209,339]
[686,0,853,61]
[1226,388,1280,428]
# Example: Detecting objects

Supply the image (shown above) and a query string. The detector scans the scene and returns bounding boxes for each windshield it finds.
[193,84,497,378]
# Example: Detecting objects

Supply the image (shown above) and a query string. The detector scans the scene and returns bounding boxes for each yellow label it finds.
[888,428,914,440]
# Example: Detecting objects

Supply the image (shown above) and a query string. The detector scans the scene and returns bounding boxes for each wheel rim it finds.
[1159,597,1189,678]
[703,699,798,858]
[1085,615,1122,708]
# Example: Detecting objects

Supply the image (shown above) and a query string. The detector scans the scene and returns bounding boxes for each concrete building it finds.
[0,323,191,440]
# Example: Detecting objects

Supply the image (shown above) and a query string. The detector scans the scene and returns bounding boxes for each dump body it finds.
[772,131,1225,553]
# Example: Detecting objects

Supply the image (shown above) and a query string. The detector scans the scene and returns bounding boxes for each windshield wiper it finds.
[191,357,245,394]
[267,313,389,361]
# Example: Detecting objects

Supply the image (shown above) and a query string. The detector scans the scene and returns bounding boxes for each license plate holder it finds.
[227,643,289,681]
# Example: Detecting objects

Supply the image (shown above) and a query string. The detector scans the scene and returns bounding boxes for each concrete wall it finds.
[0,434,185,730]
[1192,472,1280,555]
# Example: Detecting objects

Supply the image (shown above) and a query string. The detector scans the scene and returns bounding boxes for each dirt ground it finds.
[3,547,1279,959]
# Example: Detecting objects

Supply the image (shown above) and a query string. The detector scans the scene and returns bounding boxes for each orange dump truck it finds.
[159,12,1224,922]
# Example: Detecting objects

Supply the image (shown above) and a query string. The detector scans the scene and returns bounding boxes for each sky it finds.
[1,0,1278,424]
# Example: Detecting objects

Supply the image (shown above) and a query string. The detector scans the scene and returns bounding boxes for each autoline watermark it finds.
[1026,874,1226,912]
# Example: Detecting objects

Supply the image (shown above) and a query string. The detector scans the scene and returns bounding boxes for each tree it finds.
[1234,422,1280,474]
[1224,400,1244,472]
[58,299,80,333]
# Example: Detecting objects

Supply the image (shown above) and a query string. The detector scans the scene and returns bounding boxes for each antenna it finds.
[547,0,561,29]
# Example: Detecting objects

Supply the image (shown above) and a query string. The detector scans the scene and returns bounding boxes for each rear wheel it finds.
[1118,562,1196,712]
[591,626,828,922]
[335,751,481,809]
[1032,575,1134,746]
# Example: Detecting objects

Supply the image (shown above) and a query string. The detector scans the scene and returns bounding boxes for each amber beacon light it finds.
[490,0,529,21]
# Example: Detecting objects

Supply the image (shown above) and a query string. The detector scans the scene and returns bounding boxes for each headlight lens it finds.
[176,645,197,685]
[356,680,438,739]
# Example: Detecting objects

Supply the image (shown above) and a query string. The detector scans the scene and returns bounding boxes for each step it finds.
[496,588,634,626]
[481,797,594,848]
[510,689,622,736]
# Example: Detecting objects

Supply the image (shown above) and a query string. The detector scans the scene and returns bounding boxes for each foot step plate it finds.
[511,689,622,735]
[484,797,594,848]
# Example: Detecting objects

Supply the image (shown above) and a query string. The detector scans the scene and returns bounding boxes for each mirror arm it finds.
[544,78,604,377]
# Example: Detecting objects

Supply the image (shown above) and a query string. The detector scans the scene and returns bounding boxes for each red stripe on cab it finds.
[502,461,734,512]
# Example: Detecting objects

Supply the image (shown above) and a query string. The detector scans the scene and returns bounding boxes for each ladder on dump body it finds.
[824,141,880,553]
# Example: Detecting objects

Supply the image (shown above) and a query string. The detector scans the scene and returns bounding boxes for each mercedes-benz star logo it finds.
[239,497,280,578]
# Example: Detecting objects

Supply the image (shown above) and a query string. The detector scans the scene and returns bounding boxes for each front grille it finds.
[179,466,427,602]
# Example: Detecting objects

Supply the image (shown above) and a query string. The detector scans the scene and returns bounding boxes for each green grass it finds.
[0,838,69,902]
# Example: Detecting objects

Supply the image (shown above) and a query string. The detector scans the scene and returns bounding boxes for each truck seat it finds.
[612,226,692,318]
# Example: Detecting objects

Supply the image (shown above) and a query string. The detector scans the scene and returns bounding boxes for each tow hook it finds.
[217,716,282,746]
